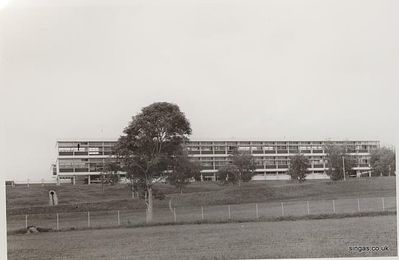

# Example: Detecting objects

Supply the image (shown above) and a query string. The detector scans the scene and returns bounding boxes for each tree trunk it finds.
[146,187,153,223]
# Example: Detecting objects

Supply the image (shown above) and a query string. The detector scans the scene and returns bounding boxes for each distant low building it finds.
[5,180,15,186]
[53,139,379,184]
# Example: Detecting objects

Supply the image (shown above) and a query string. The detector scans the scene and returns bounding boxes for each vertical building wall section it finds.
[55,141,118,184]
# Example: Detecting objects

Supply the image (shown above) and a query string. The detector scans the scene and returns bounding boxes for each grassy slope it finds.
[171,177,396,207]
[7,215,397,259]
[6,176,396,215]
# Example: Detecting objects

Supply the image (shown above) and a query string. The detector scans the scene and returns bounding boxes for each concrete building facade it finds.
[53,140,379,184]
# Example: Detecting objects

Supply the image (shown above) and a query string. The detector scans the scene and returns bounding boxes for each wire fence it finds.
[6,196,396,232]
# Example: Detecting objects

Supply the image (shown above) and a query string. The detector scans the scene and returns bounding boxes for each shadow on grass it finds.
[8,210,396,235]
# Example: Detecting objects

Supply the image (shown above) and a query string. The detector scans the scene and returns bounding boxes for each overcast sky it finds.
[1,0,398,182]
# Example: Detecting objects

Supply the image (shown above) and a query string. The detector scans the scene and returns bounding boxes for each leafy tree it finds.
[168,150,200,193]
[287,153,310,182]
[115,102,191,223]
[217,164,239,185]
[324,143,356,180]
[370,147,396,176]
[104,161,121,185]
[217,151,256,186]
[231,150,256,186]
[119,158,140,199]
[99,161,122,192]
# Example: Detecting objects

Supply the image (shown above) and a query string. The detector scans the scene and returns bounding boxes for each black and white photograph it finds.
[1,0,398,259]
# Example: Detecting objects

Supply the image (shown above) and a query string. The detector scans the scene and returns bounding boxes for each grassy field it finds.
[7,215,397,259]
[6,196,397,232]
[6,176,396,215]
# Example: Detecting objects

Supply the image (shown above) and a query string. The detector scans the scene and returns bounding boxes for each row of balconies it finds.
[59,147,372,157]
[187,149,370,155]
[59,150,370,157]
[59,151,113,156]
[186,141,378,146]
[58,163,371,174]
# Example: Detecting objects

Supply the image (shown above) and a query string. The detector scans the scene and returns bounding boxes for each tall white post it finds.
[332,200,336,213]
[173,208,176,222]
[117,210,120,225]
[263,161,267,183]
[25,214,28,229]
[281,202,285,216]
[201,206,204,220]
[256,203,259,219]
[56,213,59,230]
[342,156,346,181]
[382,198,385,211]
[88,211,90,228]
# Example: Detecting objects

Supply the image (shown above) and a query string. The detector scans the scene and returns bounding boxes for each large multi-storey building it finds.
[53,140,380,184]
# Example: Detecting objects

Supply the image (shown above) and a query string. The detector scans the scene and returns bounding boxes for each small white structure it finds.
[48,190,58,206]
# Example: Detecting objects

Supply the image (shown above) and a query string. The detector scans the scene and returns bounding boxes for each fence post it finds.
[117,210,120,226]
[201,206,204,220]
[255,203,259,219]
[25,214,28,229]
[56,213,59,230]
[173,208,176,223]
[306,201,310,215]
[88,211,90,228]
[281,202,284,217]
[228,205,231,219]
[357,198,360,212]
[382,198,385,211]
[332,200,336,213]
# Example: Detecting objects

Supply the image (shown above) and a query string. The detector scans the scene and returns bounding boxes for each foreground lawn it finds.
[7,215,397,259]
